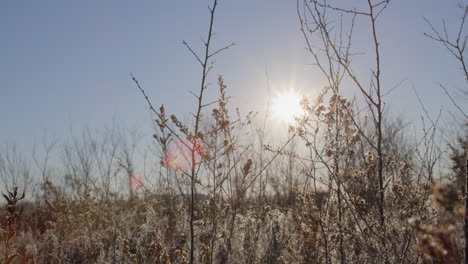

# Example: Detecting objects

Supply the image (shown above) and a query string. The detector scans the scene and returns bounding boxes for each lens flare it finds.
[273,89,304,123]
[129,173,144,191]
[165,137,205,173]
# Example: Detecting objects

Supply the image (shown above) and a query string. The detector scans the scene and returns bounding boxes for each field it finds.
[1,0,468,263]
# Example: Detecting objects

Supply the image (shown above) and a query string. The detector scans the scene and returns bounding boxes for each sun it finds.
[273,89,304,123]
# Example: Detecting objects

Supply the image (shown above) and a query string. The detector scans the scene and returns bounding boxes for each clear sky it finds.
[1,0,467,151]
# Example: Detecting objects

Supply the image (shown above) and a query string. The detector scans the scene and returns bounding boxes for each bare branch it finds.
[209,42,235,58]
[311,0,370,16]
[182,40,204,66]
[439,82,468,119]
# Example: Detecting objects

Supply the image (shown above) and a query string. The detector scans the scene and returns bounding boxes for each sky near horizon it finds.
[1,0,467,152]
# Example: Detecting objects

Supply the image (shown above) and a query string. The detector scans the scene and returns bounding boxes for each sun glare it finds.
[273,89,304,123]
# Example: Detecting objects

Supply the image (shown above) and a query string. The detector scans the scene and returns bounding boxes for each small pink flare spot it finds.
[165,137,205,173]
[129,173,144,191]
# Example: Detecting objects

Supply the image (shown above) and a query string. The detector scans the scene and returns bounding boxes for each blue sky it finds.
[1,0,467,151]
